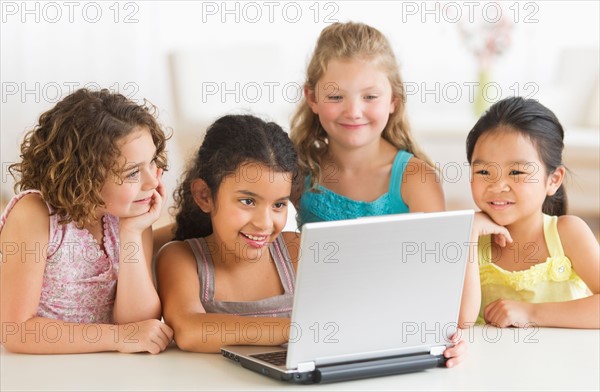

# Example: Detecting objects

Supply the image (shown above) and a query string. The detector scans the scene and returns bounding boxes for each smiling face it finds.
[470,127,564,228]
[199,162,292,263]
[99,127,160,218]
[306,58,396,151]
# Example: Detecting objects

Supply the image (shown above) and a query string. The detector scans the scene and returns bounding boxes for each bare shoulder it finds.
[556,215,597,246]
[1,193,49,241]
[155,240,196,272]
[154,239,205,319]
[557,215,599,291]
[400,156,445,212]
[3,193,49,223]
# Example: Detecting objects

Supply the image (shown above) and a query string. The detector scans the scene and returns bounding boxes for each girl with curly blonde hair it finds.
[1,88,173,354]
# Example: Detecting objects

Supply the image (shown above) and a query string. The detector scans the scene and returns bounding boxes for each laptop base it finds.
[315,353,446,384]
[223,349,446,384]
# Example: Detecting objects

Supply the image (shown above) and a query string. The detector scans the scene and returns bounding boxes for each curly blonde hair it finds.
[290,22,432,190]
[9,88,168,228]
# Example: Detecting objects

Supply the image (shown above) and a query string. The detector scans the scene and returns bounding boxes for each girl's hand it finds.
[474,211,512,247]
[483,299,534,328]
[442,333,466,368]
[115,319,174,354]
[120,169,166,234]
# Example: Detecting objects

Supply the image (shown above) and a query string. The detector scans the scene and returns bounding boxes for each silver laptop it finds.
[221,210,474,384]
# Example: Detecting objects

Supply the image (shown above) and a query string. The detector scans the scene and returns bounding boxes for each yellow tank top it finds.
[477,214,591,324]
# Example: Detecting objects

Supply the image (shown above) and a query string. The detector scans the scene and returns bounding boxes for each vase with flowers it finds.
[458,8,513,116]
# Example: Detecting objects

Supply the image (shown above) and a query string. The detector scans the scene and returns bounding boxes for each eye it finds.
[125,169,140,180]
[475,170,489,176]
[364,94,378,100]
[240,198,255,206]
[273,201,288,210]
[326,95,342,102]
[509,170,525,176]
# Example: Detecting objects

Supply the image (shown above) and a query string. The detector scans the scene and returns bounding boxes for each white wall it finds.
[1,1,598,218]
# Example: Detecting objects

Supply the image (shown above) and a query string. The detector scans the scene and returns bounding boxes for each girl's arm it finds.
[485,215,599,328]
[553,215,600,328]
[0,194,172,354]
[113,226,162,322]
[400,157,445,213]
[156,242,290,353]
[113,180,166,323]
[2,317,173,354]
[460,212,513,327]
[459,227,481,328]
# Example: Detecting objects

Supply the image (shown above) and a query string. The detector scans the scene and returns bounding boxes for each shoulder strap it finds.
[185,238,215,303]
[543,214,565,257]
[269,235,295,294]
[388,150,412,212]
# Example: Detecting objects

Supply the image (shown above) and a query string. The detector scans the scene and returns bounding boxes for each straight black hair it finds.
[466,97,567,216]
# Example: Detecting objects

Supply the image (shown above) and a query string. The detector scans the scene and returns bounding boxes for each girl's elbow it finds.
[173,328,219,353]
[113,313,159,325]
[143,302,162,320]
[457,315,477,329]
[457,304,480,328]
[2,338,31,354]
[172,330,194,352]
[113,302,162,324]
[1,318,36,353]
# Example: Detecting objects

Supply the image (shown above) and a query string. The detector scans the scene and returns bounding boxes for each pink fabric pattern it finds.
[0,190,120,324]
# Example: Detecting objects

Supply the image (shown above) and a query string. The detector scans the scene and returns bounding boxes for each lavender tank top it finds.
[185,235,295,317]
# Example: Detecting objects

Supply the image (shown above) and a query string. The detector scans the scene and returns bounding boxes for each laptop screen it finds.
[287,210,474,369]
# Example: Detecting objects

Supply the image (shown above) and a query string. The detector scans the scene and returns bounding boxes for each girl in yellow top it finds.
[467,96,599,328]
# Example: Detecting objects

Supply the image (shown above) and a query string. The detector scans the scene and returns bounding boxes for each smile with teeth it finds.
[488,201,515,209]
[241,233,269,241]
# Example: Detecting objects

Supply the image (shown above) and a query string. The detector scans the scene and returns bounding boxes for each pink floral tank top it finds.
[0,190,120,323]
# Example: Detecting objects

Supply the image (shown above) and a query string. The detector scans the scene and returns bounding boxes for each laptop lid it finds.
[286,210,474,370]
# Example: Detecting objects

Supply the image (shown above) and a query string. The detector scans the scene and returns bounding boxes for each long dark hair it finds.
[466,97,567,216]
[172,115,299,240]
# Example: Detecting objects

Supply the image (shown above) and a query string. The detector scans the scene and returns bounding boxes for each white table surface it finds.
[1,326,599,391]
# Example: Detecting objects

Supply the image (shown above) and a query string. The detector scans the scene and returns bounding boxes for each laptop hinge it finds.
[429,346,446,356]
[297,361,316,372]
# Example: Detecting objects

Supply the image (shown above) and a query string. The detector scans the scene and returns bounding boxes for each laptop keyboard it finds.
[251,351,287,366]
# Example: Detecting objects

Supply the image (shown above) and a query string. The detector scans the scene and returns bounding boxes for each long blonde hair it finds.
[290,22,432,190]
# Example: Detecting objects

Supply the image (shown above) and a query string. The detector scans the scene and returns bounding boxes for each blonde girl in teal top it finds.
[291,22,445,227]
[290,21,480,367]
[467,97,599,328]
